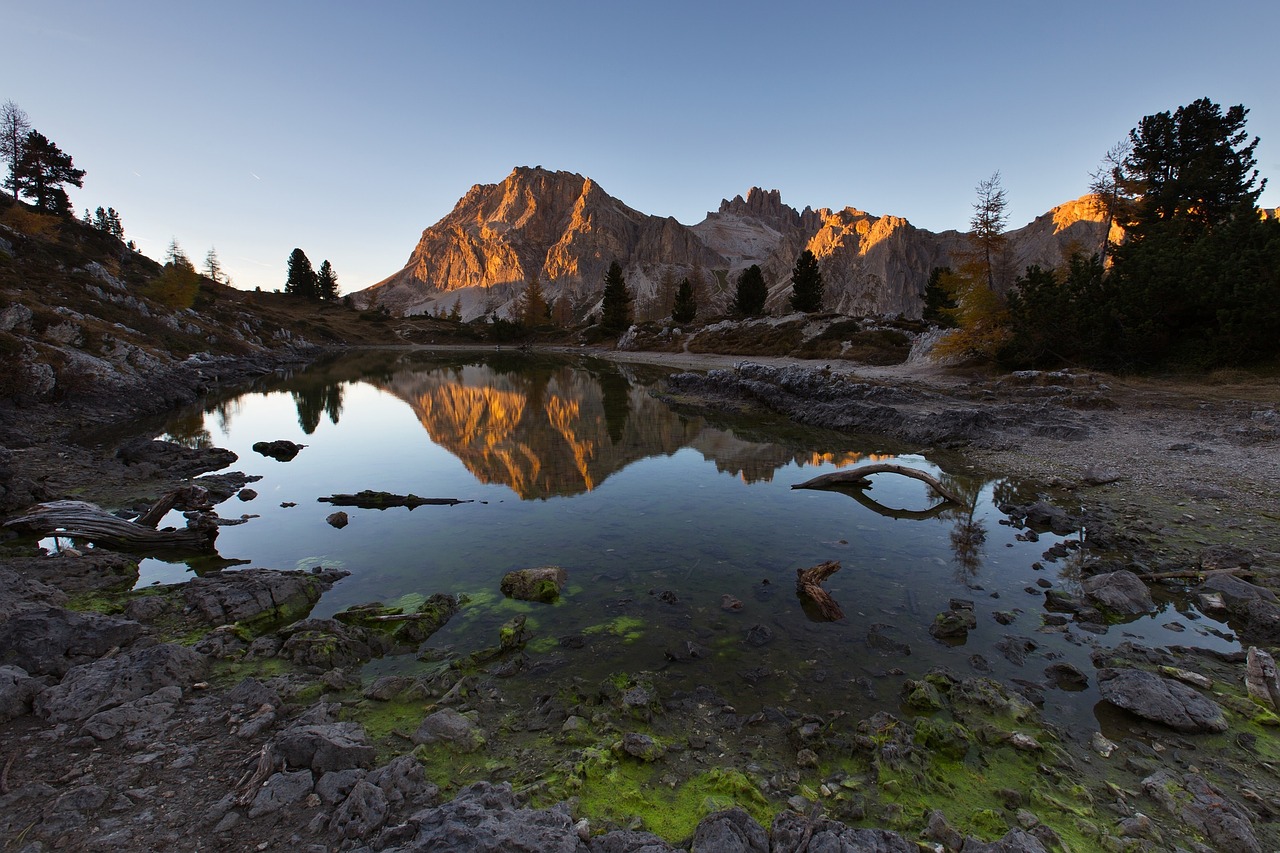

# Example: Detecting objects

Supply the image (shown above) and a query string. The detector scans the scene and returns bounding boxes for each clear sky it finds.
[4,0,1278,295]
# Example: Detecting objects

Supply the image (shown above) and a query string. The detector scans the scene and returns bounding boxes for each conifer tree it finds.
[600,261,632,332]
[733,264,767,317]
[0,101,31,201]
[204,247,224,284]
[970,171,1009,291]
[517,270,549,327]
[789,249,824,313]
[316,260,339,301]
[12,130,84,215]
[285,248,318,299]
[671,278,697,324]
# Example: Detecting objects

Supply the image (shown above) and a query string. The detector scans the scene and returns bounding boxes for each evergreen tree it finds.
[316,260,339,301]
[285,248,318,299]
[921,266,957,327]
[733,264,767,317]
[204,247,225,284]
[789,249,824,313]
[970,171,1009,291]
[516,269,549,327]
[0,101,31,201]
[671,277,697,324]
[600,261,632,332]
[166,239,194,270]
[11,130,84,215]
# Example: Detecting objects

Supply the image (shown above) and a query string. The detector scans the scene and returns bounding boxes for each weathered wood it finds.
[318,490,473,509]
[796,560,844,621]
[4,499,219,551]
[791,463,965,506]
[134,485,213,528]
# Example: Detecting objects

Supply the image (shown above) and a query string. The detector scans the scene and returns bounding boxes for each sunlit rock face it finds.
[361,167,1117,320]
[364,167,724,319]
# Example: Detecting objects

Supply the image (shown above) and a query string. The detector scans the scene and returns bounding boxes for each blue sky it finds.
[4,0,1278,295]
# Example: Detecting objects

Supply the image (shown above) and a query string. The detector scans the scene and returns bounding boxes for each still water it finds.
[152,350,1235,735]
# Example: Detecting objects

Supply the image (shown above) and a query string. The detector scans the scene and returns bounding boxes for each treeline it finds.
[934,98,1279,371]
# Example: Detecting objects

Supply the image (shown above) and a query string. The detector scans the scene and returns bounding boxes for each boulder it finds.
[500,566,568,603]
[1142,770,1261,853]
[34,643,206,723]
[247,769,314,819]
[327,511,349,529]
[182,568,346,632]
[1081,570,1154,615]
[115,438,236,477]
[0,665,43,721]
[81,684,182,740]
[274,722,376,774]
[383,781,584,852]
[0,607,142,677]
[1097,668,1227,733]
[277,618,387,670]
[770,810,918,852]
[690,807,768,853]
[251,440,305,462]
[412,708,486,753]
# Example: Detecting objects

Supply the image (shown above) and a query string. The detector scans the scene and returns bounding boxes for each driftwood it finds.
[796,560,844,621]
[318,490,473,510]
[133,485,213,528]
[4,499,220,551]
[791,463,965,506]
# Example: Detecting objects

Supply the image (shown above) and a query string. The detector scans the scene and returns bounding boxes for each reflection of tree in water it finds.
[292,383,345,435]
[597,369,631,445]
[934,470,989,580]
[163,408,213,449]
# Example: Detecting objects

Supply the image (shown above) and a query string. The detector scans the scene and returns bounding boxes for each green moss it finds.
[575,761,772,840]
[583,615,645,643]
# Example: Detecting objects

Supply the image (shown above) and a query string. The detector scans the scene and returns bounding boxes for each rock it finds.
[116,438,237,477]
[769,809,917,852]
[81,684,182,740]
[34,643,206,723]
[1245,646,1280,711]
[619,732,665,762]
[744,623,773,646]
[274,722,376,774]
[1199,572,1276,604]
[1081,570,1154,615]
[330,779,389,839]
[959,828,1051,852]
[930,607,977,641]
[381,781,583,852]
[1042,589,1081,612]
[0,567,67,618]
[183,568,346,632]
[994,636,1037,666]
[314,768,366,806]
[326,511,349,528]
[368,755,436,809]
[252,440,305,462]
[278,618,387,670]
[500,566,568,603]
[0,665,43,721]
[690,807,768,852]
[1044,662,1088,691]
[1096,668,1227,733]
[237,488,258,501]
[0,607,142,677]
[1141,770,1261,853]
[247,769,314,819]
[411,707,486,752]
[1007,500,1078,536]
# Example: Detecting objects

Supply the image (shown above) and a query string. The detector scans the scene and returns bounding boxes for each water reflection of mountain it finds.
[375,361,882,499]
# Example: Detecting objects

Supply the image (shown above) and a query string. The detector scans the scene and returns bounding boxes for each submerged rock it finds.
[1097,668,1227,733]
[251,439,305,461]
[500,566,568,603]
[1081,570,1154,615]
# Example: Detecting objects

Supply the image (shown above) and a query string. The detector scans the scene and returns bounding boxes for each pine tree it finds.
[204,247,224,284]
[0,101,31,201]
[600,261,632,333]
[789,250,824,313]
[316,260,339,301]
[516,270,549,327]
[12,130,84,215]
[167,239,194,270]
[285,248,318,299]
[671,278,697,324]
[733,265,767,317]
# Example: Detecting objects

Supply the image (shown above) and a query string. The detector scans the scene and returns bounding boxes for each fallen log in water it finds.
[796,560,844,621]
[791,463,965,506]
[4,499,219,551]
[318,490,473,510]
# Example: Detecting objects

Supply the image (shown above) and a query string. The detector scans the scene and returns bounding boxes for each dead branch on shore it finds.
[318,490,473,509]
[791,463,966,506]
[4,499,219,551]
[133,485,213,528]
[796,560,844,621]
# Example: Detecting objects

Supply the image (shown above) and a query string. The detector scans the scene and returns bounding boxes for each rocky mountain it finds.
[361,167,1115,321]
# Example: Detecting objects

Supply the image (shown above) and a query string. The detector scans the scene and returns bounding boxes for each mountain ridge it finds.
[360,167,1113,321]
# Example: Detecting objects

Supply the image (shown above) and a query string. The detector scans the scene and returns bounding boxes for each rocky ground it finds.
[2,347,1279,852]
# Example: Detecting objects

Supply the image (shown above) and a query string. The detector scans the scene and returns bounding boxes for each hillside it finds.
[360,167,1115,320]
